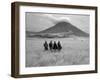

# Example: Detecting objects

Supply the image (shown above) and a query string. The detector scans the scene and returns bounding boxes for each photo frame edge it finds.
[11,2,98,78]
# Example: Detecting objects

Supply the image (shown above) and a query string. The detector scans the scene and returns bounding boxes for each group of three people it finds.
[43,41,62,51]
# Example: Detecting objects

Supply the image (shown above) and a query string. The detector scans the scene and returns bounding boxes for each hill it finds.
[26,21,89,38]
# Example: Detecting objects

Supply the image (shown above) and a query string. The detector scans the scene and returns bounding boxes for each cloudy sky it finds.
[26,12,90,33]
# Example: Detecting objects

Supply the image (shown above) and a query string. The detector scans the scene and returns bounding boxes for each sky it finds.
[26,12,90,33]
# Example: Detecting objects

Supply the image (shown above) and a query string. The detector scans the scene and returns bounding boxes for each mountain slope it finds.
[39,21,89,37]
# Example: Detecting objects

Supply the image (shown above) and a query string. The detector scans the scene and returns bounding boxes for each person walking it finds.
[57,41,62,51]
[49,41,53,51]
[43,41,48,50]
[53,41,58,51]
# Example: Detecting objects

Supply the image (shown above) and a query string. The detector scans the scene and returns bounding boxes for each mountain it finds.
[26,21,89,38]
[39,21,89,37]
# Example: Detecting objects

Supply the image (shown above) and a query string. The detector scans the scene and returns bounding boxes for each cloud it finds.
[57,17,71,23]
[40,14,71,24]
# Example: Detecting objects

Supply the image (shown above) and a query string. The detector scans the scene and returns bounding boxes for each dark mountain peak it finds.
[54,21,70,27]
[57,21,69,24]
[38,21,89,37]
[39,21,70,33]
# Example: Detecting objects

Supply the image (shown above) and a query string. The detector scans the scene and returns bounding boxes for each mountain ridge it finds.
[26,21,89,38]
[38,21,89,36]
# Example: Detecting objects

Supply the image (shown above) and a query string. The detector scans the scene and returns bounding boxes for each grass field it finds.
[26,37,89,67]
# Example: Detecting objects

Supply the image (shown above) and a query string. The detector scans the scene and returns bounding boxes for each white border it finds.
[19,6,95,74]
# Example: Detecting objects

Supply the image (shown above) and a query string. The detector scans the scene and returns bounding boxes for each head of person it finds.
[50,40,52,43]
[58,41,60,43]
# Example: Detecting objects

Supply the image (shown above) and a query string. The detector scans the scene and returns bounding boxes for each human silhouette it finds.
[53,41,58,51]
[57,41,62,51]
[49,41,53,51]
[43,41,48,50]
